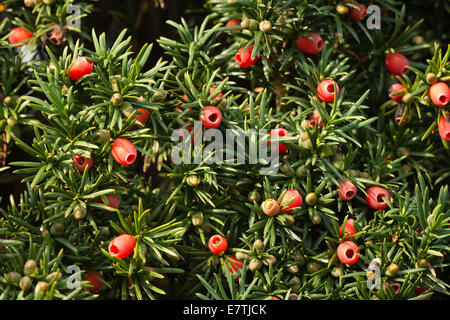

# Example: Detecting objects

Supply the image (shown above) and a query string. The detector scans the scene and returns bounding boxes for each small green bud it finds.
[50,222,65,236]
[19,276,32,291]
[191,212,204,227]
[23,260,37,276]
[259,20,272,32]
[186,175,200,187]
[111,93,124,106]
[249,258,262,272]
[305,192,317,206]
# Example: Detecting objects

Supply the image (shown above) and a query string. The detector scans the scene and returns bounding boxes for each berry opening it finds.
[327,83,335,93]
[445,132,450,140]
[345,249,354,259]
[401,66,408,74]
[110,245,119,255]
[376,194,386,202]
[208,113,218,123]
[212,236,221,245]
[76,157,85,165]
[439,95,448,104]
[316,40,323,50]
[345,191,355,198]
[264,200,274,210]
[126,154,136,164]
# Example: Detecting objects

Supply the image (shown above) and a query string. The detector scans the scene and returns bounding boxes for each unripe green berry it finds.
[309,211,322,224]
[111,93,123,106]
[296,165,308,177]
[248,19,258,31]
[416,259,427,269]
[361,172,371,179]
[96,129,110,144]
[283,214,295,227]
[331,266,342,277]
[386,264,399,277]
[336,4,349,15]
[306,261,322,274]
[426,73,437,85]
[121,102,134,117]
[263,254,277,265]
[396,147,410,158]
[36,281,48,293]
[259,20,272,32]
[281,164,295,177]
[50,222,65,236]
[6,271,21,283]
[235,251,249,261]
[301,119,311,129]
[248,190,261,203]
[288,264,299,274]
[253,239,264,252]
[46,271,62,283]
[191,212,204,227]
[19,276,32,291]
[290,276,301,291]
[240,19,251,29]
[74,205,86,220]
[7,117,17,127]
[249,258,262,272]
[305,192,317,206]
[402,93,412,104]
[23,259,37,276]
[186,175,200,187]
[292,253,305,267]
[3,96,14,107]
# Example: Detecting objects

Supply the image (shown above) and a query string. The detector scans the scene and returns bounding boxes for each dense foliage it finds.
[0,0,449,300]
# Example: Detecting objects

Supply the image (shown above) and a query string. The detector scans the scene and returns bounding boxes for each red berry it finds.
[348,2,367,20]
[309,109,323,129]
[268,128,289,154]
[96,193,121,209]
[85,270,105,292]
[338,179,357,201]
[388,282,401,294]
[200,106,222,128]
[135,108,150,124]
[438,113,450,141]
[385,53,409,76]
[111,138,137,165]
[278,190,303,214]
[9,27,34,47]
[209,87,223,103]
[365,186,391,210]
[176,94,191,113]
[388,83,405,102]
[261,199,280,217]
[69,57,94,81]
[429,82,450,107]
[208,235,228,255]
[414,286,431,299]
[223,255,243,282]
[108,234,136,259]
[317,79,339,102]
[339,219,356,239]
[296,33,324,55]
[235,45,259,68]
[226,18,241,28]
[72,155,93,172]
[337,241,359,265]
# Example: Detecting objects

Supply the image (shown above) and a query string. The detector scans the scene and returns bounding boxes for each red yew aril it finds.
[85,270,105,292]
[268,128,289,154]
[108,234,136,259]
[223,255,243,282]
[278,190,303,213]
[385,53,409,76]
[135,108,150,124]
[348,2,367,20]
[438,113,450,141]
[414,286,431,300]
[339,219,356,239]
[69,57,94,81]
[9,27,34,47]
[337,241,359,265]
[226,18,241,28]
[309,109,323,129]
[208,87,223,103]
[73,155,93,172]
[388,83,406,102]
[208,235,228,255]
[176,94,192,113]
[429,82,450,107]
[200,106,222,128]
[338,179,357,201]
[96,193,121,209]
[111,138,137,165]
[317,79,339,102]
[235,45,259,68]
[366,186,391,210]
[296,33,324,55]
